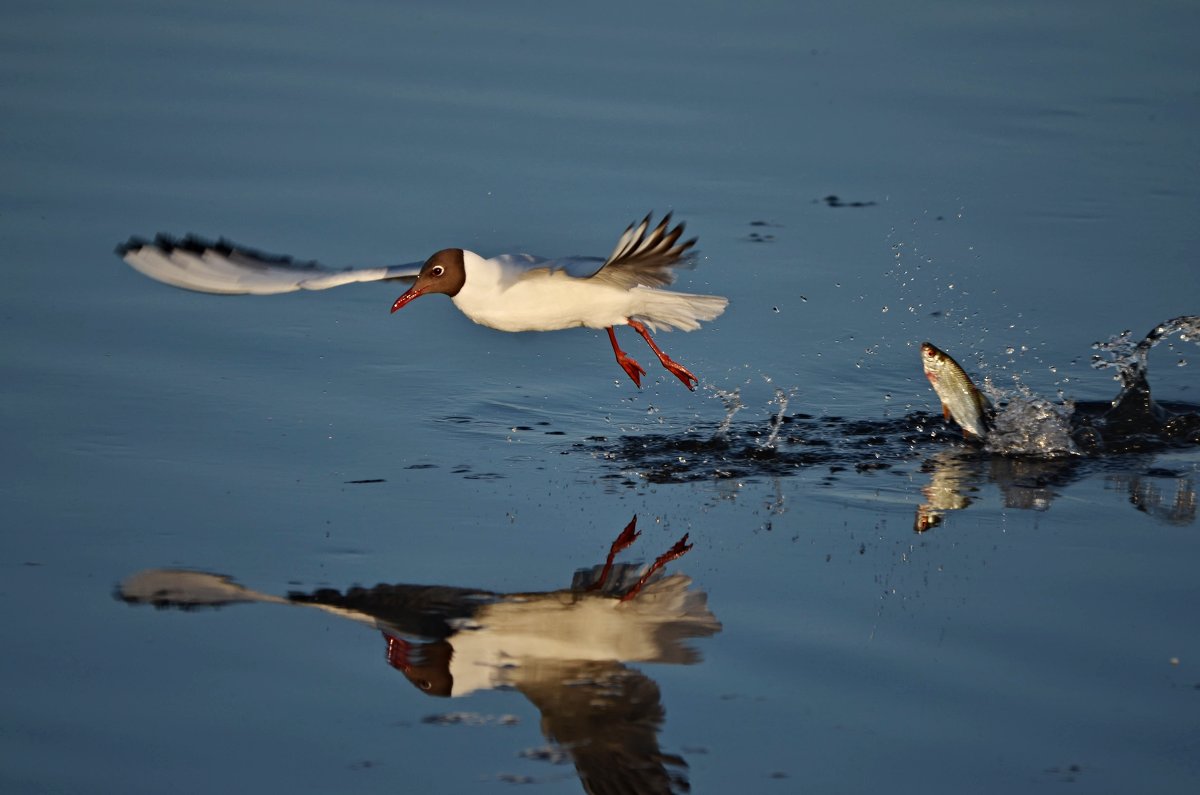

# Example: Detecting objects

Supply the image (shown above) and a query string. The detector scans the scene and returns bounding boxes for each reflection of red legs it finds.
[588,515,641,592]
[627,319,699,391]
[620,534,694,602]
[607,327,646,387]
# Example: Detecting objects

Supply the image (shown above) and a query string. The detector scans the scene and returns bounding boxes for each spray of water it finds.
[1092,315,1200,391]
[980,315,1200,455]
[983,377,1078,457]
[711,387,744,441]
[761,388,794,450]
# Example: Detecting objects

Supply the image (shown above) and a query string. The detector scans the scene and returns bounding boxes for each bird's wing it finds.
[515,660,690,795]
[519,213,697,289]
[286,582,497,640]
[117,234,423,295]
[116,568,288,608]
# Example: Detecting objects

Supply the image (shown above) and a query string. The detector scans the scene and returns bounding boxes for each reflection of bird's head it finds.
[384,634,454,697]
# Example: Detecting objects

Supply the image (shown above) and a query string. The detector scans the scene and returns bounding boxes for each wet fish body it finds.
[921,342,993,440]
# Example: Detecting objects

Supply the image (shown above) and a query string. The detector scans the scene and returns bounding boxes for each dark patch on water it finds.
[495,774,536,784]
[819,194,878,208]
[581,401,1197,529]
[1042,763,1083,783]
[583,412,949,484]
[743,219,782,242]
[519,746,572,765]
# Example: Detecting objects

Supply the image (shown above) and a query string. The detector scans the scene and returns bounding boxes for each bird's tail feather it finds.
[630,288,728,333]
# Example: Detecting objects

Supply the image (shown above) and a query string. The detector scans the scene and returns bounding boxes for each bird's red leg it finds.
[587,515,641,592]
[627,319,699,391]
[619,534,693,602]
[607,326,646,388]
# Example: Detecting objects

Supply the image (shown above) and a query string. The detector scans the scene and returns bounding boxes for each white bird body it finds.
[118,213,727,389]
[447,251,724,334]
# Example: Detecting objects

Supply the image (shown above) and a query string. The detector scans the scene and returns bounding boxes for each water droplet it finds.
[772,306,780,313]
[1005,347,1015,355]
[881,305,889,313]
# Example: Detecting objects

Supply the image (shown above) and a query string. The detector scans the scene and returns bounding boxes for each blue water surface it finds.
[2,1,1198,793]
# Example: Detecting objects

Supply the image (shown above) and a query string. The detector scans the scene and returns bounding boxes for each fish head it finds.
[921,341,945,383]
[391,248,467,312]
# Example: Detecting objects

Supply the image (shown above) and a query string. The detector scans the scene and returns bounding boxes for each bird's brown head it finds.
[391,248,467,313]
[390,639,455,697]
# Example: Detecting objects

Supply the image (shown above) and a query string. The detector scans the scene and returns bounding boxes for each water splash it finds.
[589,318,1198,488]
[760,388,794,450]
[712,387,744,441]
[983,377,1078,457]
[1092,315,1200,391]
[1085,316,1200,441]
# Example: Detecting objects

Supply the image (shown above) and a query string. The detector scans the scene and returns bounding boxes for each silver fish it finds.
[921,342,993,440]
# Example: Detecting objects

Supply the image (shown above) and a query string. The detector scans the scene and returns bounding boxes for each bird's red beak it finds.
[391,287,423,313]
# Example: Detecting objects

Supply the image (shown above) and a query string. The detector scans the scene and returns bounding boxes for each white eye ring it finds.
[431,266,444,276]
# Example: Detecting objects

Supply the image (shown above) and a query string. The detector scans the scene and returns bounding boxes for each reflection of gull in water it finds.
[117,517,719,795]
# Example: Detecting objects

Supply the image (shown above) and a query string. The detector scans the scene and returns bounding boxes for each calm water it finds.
[3,1,1199,793]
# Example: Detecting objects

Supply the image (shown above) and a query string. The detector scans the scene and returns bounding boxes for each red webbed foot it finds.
[616,352,647,388]
[619,534,694,602]
[661,359,698,391]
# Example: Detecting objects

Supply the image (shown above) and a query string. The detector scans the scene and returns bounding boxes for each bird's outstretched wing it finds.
[516,660,690,795]
[523,213,698,289]
[117,234,423,295]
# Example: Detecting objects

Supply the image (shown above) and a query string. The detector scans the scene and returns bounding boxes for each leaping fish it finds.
[921,342,993,440]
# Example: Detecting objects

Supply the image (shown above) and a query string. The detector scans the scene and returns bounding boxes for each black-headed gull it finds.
[117,213,728,390]
[117,517,719,794]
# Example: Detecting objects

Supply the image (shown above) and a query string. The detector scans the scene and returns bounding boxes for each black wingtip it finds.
[114,234,319,270]
[114,236,150,256]
[115,233,196,257]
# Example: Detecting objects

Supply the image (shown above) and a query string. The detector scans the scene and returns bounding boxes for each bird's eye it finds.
[431,266,444,277]
[419,680,432,690]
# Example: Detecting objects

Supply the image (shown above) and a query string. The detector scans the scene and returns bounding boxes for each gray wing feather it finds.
[117,234,422,295]
[522,213,698,289]
[593,212,697,289]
